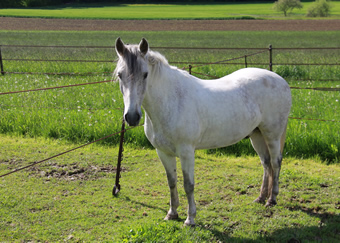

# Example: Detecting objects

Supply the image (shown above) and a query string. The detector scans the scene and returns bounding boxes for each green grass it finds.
[0,30,339,162]
[0,2,340,19]
[0,135,339,242]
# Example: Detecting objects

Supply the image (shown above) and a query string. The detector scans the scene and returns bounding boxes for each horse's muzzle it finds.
[124,112,141,126]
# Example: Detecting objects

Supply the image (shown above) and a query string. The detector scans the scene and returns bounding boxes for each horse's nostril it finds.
[125,112,141,126]
[136,113,141,121]
[124,113,132,124]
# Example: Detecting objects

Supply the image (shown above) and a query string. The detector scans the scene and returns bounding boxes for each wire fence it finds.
[1,45,339,79]
[0,44,339,177]
[1,81,339,123]
[0,44,339,121]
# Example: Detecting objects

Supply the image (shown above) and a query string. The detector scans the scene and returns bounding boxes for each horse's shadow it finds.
[196,205,340,242]
[117,195,340,242]
[116,195,168,214]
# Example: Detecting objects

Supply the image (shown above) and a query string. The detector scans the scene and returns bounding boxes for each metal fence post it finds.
[189,65,192,75]
[244,55,247,68]
[269,44,273,71]
[0,46,4,75]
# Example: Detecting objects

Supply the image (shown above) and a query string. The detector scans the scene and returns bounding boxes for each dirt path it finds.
[1,17,339,31]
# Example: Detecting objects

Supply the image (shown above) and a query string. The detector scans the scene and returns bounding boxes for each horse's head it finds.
[115,37,149,126]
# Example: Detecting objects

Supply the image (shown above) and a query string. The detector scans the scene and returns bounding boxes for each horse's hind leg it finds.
[265,139,282,207]
[157,149,179,220]
[250,130,272,204]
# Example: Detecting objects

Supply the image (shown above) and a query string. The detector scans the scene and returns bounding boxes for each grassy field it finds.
[0,135,339,242]
[0,30,339,163]
[0,2,340,19]
[1,6,340,241]
[0,5,339,242]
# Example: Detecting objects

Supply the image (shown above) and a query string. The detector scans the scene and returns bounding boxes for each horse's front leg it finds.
[179,145,196,226]
[157,149,179,220]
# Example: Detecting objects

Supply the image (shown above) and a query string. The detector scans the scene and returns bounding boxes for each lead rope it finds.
[112,118,125,196]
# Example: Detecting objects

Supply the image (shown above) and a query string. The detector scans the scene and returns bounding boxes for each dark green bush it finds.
[0,0,22,8]
[2,0,67,8]
[22,0,48,7]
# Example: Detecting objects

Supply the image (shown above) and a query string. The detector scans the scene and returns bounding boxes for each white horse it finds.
[114,38,292,226]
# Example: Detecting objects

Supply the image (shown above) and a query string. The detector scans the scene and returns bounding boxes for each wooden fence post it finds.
[0,46,4,75]
[269,44,273,71]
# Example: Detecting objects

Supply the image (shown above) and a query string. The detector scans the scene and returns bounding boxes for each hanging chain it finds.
[112,118,125,196]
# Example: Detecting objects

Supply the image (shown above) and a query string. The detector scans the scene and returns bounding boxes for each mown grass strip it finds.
[0,2,339,20]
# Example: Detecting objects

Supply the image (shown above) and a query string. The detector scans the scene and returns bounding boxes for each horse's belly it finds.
[195,123,257,150]
[195,102,261,150]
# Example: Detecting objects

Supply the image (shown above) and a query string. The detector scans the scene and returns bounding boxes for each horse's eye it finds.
[143,72,148,80]
[117,72,122,79]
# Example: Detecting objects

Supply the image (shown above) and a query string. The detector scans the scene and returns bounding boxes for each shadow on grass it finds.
[121,195,340,242]
[116,195,168,214]
[21,3,126,10]
[114,181,339,242]
[21,2,271,11]
[198,205,340,242]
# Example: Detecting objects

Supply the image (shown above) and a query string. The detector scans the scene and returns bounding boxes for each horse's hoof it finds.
[265,199,277,207]
[184,218,195,227]
[164,213,178,220]
[254,197,266,204]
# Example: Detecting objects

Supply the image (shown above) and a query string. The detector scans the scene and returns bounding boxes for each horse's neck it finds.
[142,65,186,122]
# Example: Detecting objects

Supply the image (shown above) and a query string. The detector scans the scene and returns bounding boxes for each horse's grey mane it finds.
[148,50,169,66]
[114,44,188,80]
[148,49,191,77]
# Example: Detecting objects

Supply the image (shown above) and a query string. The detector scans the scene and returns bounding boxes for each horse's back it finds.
[201,68,291,108]
[221,68,291,106]
[223,68,289,90]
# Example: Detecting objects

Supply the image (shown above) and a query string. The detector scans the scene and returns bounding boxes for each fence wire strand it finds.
[184,50,268,70]
[3,71,113,76]
[0,123,143,178]
[0,80,113,96]
[289,117,340,123]
[290,86,340,91]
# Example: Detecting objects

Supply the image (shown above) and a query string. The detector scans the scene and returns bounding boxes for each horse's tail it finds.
[280,122,288,155]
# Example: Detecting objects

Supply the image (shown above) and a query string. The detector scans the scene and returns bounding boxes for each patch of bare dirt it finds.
[27,162,127,180]
[1,17,339,31]
[1,158,126,181]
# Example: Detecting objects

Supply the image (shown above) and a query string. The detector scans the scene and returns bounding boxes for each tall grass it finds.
[0,31,339,163]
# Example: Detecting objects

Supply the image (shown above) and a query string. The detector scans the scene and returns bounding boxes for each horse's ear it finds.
[139,38,149,56]
[115,37,125,57]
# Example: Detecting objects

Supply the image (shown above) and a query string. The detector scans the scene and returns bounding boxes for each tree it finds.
[307,0,332,17]
[273,0,303,17]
